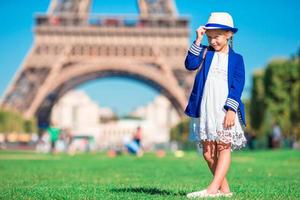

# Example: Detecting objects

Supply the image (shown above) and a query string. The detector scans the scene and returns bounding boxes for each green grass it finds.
[0,149,299,200]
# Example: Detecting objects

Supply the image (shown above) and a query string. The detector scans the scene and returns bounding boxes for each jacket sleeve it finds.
[224,55,245,112]
[184,42,206,71]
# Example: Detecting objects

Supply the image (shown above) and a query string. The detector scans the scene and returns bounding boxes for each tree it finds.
[264,59,300,138]
[0,109,37,134]
[250,52,300,139]
[170,117,193,149]
[24,119,37,133]
[250,70,266,134]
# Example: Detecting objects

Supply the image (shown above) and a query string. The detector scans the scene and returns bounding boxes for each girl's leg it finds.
[202,141,230,193]
[206,142,231,194]
[216,143,231,193]
[202,141,217,170]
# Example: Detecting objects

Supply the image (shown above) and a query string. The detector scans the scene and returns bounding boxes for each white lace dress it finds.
[190,52,247,150]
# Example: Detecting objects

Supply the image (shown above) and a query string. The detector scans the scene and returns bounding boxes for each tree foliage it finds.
[250,70,266,133]
[0,109,37,133]
[170,117,195,149]
[250,54,300,139]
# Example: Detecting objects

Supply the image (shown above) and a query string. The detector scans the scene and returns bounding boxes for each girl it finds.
[184,12,247,198]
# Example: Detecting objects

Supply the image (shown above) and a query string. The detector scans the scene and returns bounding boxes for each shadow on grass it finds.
[111,187,186,196]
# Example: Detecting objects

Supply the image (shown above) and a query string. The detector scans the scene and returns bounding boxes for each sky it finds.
[0,0,299,116]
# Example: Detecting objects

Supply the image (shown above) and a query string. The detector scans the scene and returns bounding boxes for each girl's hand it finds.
[223,110,236,129]
[195,26,206,45]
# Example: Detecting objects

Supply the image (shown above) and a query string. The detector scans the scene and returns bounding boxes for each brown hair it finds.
[229,36,233,49]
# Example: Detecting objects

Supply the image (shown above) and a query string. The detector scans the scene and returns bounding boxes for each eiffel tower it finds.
[1,0,193,127]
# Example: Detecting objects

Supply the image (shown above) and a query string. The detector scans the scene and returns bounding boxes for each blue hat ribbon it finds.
[205,23,238,33]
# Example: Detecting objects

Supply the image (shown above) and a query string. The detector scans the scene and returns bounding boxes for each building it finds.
[51,90,101,138]
[51,91,180,150]
[130,95,180,144]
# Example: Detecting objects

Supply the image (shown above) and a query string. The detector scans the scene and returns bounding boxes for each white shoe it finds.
[219,191,233,198]
[186,189,220,199]
[218,190,233,197]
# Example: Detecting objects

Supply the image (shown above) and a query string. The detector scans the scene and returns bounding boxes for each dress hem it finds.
[190,129,247,150]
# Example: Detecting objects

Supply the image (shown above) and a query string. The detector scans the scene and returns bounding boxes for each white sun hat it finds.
[204,12,238,33]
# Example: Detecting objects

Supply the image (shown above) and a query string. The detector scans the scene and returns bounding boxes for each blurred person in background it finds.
[64,128,75,154]
[36,130,50,153]
[0,134,6,149]
[47,122,61,154]
[272,122,282,148]
[123,131,143,157]
[133,126,142,147]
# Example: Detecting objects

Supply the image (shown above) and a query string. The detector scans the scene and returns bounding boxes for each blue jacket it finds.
[184,43,246,126]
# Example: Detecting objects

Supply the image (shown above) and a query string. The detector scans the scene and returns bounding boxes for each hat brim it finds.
[204,24,238,33]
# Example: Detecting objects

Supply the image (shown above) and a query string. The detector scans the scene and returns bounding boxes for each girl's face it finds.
[206,30,233,52]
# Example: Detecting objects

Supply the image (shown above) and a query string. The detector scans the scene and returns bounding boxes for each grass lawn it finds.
[0,149,299,200]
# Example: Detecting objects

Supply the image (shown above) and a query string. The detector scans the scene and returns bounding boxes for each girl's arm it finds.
[224,55,246,112]
[184,26,206,71]
[184,43,207,70]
